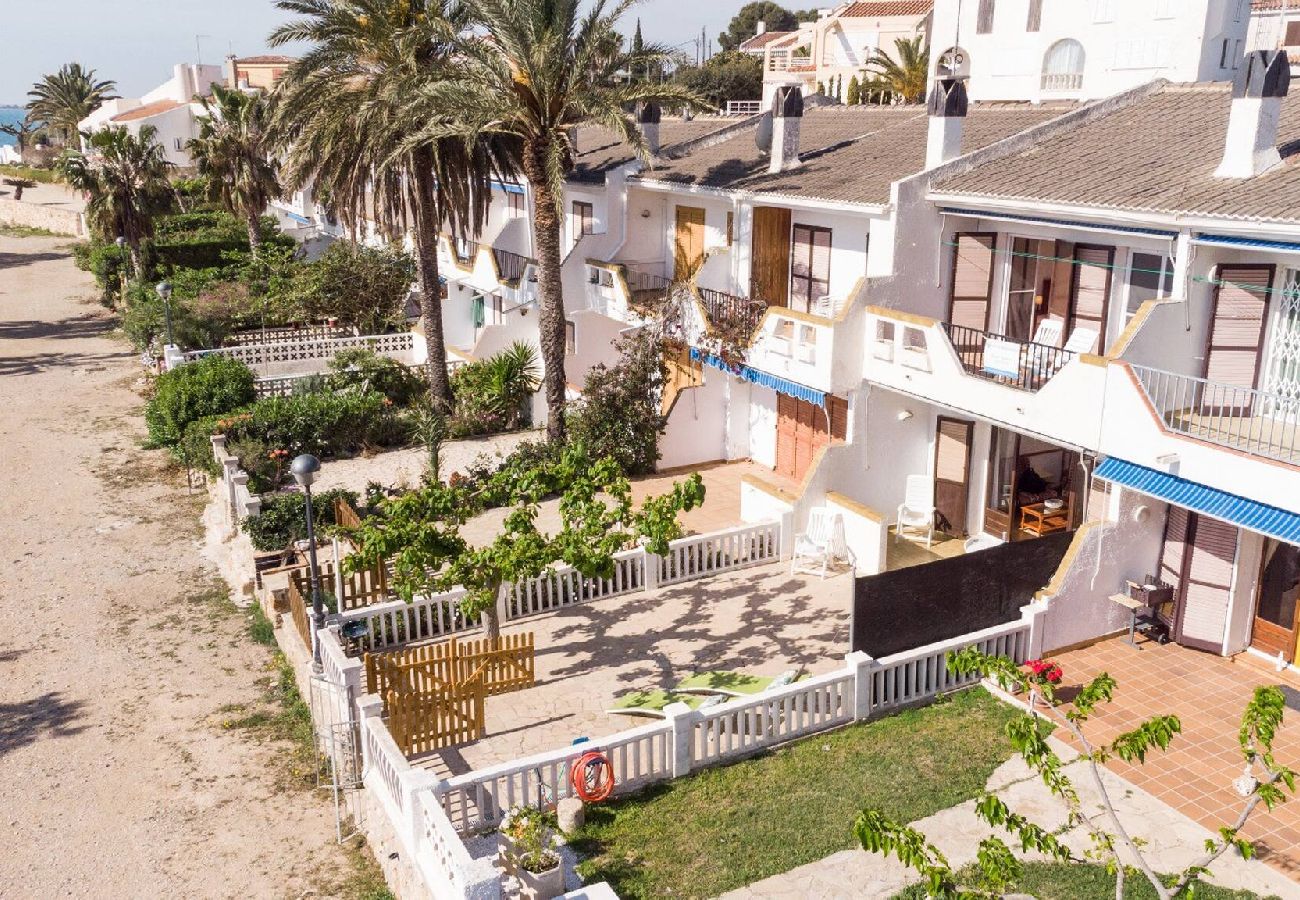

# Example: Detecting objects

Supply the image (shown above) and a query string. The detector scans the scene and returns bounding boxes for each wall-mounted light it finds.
[640,209,652,218]
[896,409,913,422]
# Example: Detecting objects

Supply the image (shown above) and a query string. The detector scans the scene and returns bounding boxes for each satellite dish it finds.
[755,113,773,155]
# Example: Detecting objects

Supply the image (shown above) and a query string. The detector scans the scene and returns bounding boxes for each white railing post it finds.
[778,510,795,561]
[665,702,695,778]
[222,457,240,522]
[845,650,876,721]
[642,546,660,592]
[357,694,383,771]
[403,769,439,851]
[1020,600,1050,661]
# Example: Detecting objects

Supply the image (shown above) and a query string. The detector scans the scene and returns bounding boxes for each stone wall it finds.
[0,197,85,236]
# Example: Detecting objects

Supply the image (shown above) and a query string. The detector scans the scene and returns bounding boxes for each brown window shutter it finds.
[1026,0,1042,31]
[977,0,996,33]
[827,395,848,441]
[948,233,997,331]
[1179,517,1237,652]
[1286,20,1300,45]
[1204,265,1273,390]
[1159,505,1190,594]
[1069,244,1114,352]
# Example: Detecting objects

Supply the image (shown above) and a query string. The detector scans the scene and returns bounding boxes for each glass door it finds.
[1251,538,1300,663]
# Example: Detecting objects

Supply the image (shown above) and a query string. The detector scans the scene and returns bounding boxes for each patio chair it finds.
[606,689,724,719]
[674,669,802,697]
[1031,318,1064,348]
[1063,326,1100,356]
[895,475,935,548]
[791,507,856,578]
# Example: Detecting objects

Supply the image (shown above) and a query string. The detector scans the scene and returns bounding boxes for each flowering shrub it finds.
[500,806,561,874]
[1025,658,1063,686]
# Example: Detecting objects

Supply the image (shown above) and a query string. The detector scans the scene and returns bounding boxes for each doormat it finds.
[1279,684,1300,713]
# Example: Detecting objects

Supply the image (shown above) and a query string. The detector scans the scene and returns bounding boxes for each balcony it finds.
[698,287,766,336]
[453,239,480,268]
[491,247,532,285]
[943,323,1078,393]
[1040,72,1083,91]
[1128,365,1300,466]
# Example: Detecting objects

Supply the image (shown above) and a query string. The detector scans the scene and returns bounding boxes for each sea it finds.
[0,107,24,147]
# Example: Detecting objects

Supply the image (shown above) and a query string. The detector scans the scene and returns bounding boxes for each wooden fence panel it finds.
[333,497,363,532]
[320,558,389,610]
[453,633,536,697]
[287,572,312,650]
[387,674,485,756]
[365,634,536,699]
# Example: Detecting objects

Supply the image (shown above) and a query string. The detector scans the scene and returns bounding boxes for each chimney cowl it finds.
[927,78,969,119]
[637,102,662,125]
[757,20,767,35]
[768,86,803,174]
[774,85,804,120]
[1232,50,1290,101]
[1215,50,1291,180]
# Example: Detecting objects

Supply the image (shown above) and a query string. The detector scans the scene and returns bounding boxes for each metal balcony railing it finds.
[492,247,530,284]
[1040,72,1083,91]
[699,288,767,335]
[452,239,480,266]
[1130,365,1300,465]
[942,322,1076,393]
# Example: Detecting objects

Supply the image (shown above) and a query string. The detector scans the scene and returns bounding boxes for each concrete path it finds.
[723,735,1300,900]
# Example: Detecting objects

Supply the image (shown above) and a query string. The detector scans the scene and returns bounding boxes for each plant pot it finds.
[516,855,564,900]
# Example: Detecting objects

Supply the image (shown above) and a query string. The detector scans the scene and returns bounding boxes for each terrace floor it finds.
[411,561,853,776]
[1052,637,1300,878]
[885,526,969,572]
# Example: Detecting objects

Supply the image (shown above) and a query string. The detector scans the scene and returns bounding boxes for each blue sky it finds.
[1,0,753,103]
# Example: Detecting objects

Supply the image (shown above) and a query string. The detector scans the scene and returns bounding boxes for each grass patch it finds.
[220,650,322,790]
[0,223,59,238]
[892,862,1275,899]
[573,687,1022,899]
[0,163,63,184]
[247,602,277,647]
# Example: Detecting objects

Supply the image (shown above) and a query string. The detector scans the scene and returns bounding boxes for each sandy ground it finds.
[0,235,355,897]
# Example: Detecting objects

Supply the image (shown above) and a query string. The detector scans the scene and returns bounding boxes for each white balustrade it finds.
[869,619,1032,713]
[658,521,781,586]
[507,548,646,618]
[337,589,473,651]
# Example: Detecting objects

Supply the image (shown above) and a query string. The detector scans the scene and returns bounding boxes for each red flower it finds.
[1025,659,1062,685]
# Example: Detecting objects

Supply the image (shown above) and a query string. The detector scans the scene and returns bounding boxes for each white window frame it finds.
[1124,252,1175,324]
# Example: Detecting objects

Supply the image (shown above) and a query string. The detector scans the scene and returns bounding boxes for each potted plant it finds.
[499,806,564,899]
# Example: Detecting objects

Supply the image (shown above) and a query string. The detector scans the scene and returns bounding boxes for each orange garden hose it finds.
[569,750,614,802]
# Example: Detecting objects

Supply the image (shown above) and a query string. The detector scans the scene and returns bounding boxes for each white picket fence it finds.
[183,331,414,367]
[506,546,647,618]
[658,520,780,586]
[435,605,1046,834]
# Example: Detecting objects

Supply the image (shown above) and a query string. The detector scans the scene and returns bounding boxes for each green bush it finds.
[180,389,407,473]
[448,342,540,438]
[146,354,257,448]
[568,330,667,475]
[242,487,358,552]
[72,240,131,306]
[288,241,415,333]
[327,349,427,407]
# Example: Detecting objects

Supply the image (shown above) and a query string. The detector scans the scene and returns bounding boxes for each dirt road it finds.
[0,235,355,897]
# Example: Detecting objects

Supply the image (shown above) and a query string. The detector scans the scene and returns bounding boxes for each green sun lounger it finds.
[607,689,725,718]
[673,669,801,697]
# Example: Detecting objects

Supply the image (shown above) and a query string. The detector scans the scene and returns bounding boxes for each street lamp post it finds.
[155,280,174,347]
[291,453,326,672]
[115,237,127,308]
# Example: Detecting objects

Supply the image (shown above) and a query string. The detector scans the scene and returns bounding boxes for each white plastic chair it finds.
[1063,326,1099,355]
[1031,318,1064,348]
[791,507,855,578]
[896,475,935,548]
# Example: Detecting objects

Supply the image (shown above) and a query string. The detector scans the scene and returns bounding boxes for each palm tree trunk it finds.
[523,143,568,444]
[410,156,454,412]
[245,211,263,258]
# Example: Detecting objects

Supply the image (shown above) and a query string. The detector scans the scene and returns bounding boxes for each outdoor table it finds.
[1109,592,1148,648]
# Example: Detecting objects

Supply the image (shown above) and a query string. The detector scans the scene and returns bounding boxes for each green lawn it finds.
[892,862,1277,899]
[572,687,1022,899]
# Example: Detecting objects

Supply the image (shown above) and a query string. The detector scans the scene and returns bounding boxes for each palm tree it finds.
[861,36,930,104]
[60,126,173,275]
[0,113,42,154]
[416,0,705,442]
[26,64,117,148]
[188,84,281,256]
[268,0,517,412]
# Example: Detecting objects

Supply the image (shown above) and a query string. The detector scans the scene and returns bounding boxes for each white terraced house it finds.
[79,63,226,167]
[400,3,1300,673]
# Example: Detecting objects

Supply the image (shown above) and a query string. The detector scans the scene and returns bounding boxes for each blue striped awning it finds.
[491,180,526,195]
[1193,233,1300,255]
[1095,457,1300,545]
[689,348,826,407]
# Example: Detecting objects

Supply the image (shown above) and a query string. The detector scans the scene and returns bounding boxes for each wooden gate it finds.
[366,634,536,700]
[386,675,485,756]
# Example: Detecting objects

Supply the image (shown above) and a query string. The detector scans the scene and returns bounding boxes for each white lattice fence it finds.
[184,332,414,367]
[337,589,474,651]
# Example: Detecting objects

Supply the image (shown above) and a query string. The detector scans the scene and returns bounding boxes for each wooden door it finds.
[774,394,846,481]
[750,206,792,308]
[1176,514,1237,653]
[1067,244,1114,353]
[1204,264,1274,394]
[1252,538,1300,663]
[933,417,974,537]
[673,206,706,279]
[947,232,997,332]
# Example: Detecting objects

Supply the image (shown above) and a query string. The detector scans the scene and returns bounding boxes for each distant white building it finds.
[929,0,1252,102]
[79,63,225,167]
[1248,0,1300,73]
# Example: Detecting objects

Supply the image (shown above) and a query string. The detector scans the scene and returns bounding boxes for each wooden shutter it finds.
[977,0,996,33]
[948,233,996,331]
[1026,0,1043,31]
[1178,516,1237,653]
[1286,20,1300,45]
[790,224,832,314]
[1068,245,1114,352]
[776,394,797,479]
[673,206,706,278]
[1204,265,1274,390]
[751,207,792,307]
[934,417,974,536]
[1159,505,1190,598]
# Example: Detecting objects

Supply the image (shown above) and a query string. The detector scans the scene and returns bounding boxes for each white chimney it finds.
[1215,50,1291,179]
[757,20,767,35]
[768,86,803,174]
[638,102,662,158]
[925,78,968,170]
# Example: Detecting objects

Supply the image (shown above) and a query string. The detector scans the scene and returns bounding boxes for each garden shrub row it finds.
[146,354,257,449]
[242,487,359,552]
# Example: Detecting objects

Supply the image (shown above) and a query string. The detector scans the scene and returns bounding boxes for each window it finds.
[507,191,525,219]
[1220,38,1231,69]
[976,0,995,34]
[572,201,594,242]
[726,211,734,247]
[1041,39,1085,91]
[174,137,183,151]
[1287,21,1300,47]
[565,320,576,355]
[1233,39,1243,69]
[790,224,832,314]
[1126,253,1175,322]
[1154,0,1175,18]
[1093,0,1114,22]
[1026,0,1042,32]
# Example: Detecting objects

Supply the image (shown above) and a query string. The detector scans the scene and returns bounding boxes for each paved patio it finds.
[1053,637,1300,878]
[413,561,853,777]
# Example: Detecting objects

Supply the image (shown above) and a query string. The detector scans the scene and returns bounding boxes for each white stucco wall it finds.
[660,371,730,469]
[748,384,779,469]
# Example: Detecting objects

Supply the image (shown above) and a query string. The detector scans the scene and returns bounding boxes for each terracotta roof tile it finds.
[739,31,795,51]
[235,55,296,65]
[111,99,183,123]
[838,0,934,17]
[933,83,1300,226]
